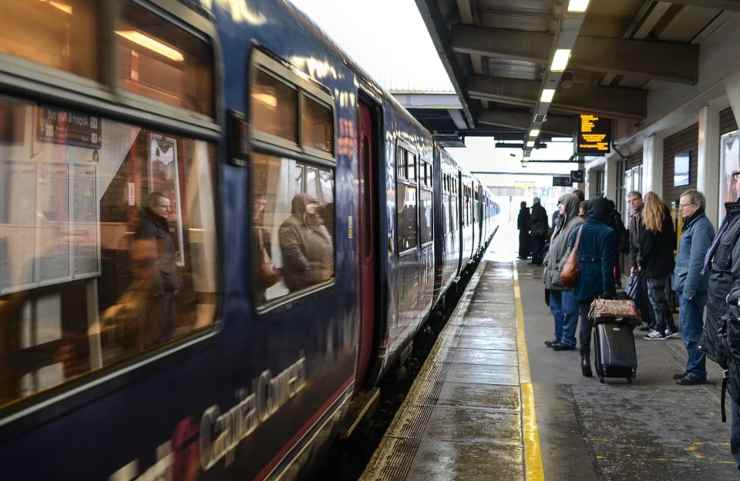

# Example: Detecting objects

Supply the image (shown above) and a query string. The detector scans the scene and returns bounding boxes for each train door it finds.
[356,99,377,387]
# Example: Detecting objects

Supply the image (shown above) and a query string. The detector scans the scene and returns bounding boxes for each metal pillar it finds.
[697,105,720,227]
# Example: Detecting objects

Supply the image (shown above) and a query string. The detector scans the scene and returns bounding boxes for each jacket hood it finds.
[588,198,612,223]
[561,193,580,222]
[291,193,318,217]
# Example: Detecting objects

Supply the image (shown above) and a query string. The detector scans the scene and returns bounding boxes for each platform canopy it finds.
[413,0,735,154]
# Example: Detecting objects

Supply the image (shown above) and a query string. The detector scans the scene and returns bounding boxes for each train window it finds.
[301,96,333,153]
[251,153,334,306]
[117,1,214,116]
[396,183,417,252]
[396,146,406,180]
[0,0,99,81]
[407,153,417,182]
[251,69,298,143]
[420,190,433,244]
[0,95,218,410]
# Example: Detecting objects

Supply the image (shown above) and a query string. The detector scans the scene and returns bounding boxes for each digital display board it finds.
[578,113,611,155]
[552,176,572,187]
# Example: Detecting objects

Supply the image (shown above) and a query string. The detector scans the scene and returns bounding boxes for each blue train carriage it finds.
[0,1,358,481]
[432,145,462,307]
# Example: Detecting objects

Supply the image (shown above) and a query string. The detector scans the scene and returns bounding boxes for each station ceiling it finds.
[412,0,739,147]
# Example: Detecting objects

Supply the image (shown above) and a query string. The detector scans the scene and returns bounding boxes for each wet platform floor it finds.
[360,257,739,481]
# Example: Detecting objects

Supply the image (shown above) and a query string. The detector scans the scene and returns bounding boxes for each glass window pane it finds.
[407,153,416,182]
[251,69,298,142]
[319,169,333,205]
[251,154,334,305]
[396,183,417,252]
[0,0,99,81]
[396,147,405,180]
[117,1,214,116]
[306,167,318,199]
[302,97,333,153]
[420,190,433,244]
[0,96,218,409]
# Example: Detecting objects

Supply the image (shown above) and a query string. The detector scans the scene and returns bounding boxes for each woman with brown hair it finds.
[638,191,677,340]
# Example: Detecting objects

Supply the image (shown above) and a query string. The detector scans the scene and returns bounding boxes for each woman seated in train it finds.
[279,193,334,292]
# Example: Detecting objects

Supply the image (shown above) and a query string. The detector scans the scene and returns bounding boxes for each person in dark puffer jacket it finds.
[639,192,677,340]
[702,170,740,469]
[565,197,617,377]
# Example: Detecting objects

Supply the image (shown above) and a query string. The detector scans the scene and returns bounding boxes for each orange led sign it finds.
[578,113,611,155]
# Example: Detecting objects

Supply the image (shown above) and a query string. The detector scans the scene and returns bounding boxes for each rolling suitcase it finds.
[588,298,640,384]
[593,321,637,383]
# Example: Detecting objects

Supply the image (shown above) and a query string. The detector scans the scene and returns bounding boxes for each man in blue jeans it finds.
[672,190,714,385]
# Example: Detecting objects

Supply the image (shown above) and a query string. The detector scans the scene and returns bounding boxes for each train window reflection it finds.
[0,96,218,410]
[252,69,298,143]
[420,189,432,244]
[0,0,99,81]
[117,1,214,116]
[302,96,333,153]
[397,183,418,252]
[252,153,335,306]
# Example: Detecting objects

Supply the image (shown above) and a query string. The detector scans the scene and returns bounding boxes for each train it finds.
[0,1,496,480]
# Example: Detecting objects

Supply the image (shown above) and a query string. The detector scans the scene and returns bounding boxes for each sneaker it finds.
[552,343,577,351]
[644,329,667,340]
[664,329,679,339]
[676,375,707,385]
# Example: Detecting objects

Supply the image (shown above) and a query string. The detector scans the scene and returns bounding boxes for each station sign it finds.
[552,176,572,187]
[577,113,611,155]
[570,170,585,183]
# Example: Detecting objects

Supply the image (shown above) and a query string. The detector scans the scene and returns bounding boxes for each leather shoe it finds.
[673,372,687,380]
[676,375,706,385]
[581,353,592,377]
[544,339,558,348]
[553,343,576,351]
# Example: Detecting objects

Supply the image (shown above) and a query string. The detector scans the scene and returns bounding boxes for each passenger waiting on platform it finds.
[279,193,334,292]
[672,190,714,385]
[566,197,616,377]
[627,190,654,332]
[578,200,589,218]
[517,201,531,259]
[604,198,628,286]
[573,189,585,203]
[701,170,740,468]
[543,193,584,351]
[639,192,677,340]
[530,197,549,265]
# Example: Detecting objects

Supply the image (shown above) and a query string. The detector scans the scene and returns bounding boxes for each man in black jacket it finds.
[517,202,531,259]
[702,170,740,469]
[530,197,549,265]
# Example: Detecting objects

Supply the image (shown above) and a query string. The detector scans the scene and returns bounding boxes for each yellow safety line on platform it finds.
[513,265,545,481]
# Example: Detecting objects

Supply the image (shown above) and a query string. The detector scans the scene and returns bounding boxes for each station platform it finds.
[360,252,739,481]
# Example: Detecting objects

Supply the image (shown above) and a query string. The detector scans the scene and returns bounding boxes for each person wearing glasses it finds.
[703,170,740,468]
[672,190,714,385]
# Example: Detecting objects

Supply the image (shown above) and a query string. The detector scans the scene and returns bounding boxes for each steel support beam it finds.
[667,0,740,10]
[467,76,646,118]
[451,25,699,84]
[478,109,575,136]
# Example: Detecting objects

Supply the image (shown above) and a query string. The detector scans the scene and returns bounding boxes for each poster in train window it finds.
[149,135,185,266]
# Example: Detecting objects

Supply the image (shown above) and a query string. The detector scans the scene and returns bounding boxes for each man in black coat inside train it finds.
[702,170,740,469]
[517,201,531,259]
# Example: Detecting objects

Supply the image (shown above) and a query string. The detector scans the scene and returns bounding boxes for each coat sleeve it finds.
[279,224,310,273]
[724,239,740,366]
[684,219,715,298]
[601,230,617,297]
[638,228,654,269]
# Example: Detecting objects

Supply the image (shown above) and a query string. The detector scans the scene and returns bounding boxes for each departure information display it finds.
[578,113,611,155]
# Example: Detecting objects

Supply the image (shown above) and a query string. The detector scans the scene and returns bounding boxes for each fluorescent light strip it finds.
[550,49,571,72]
[567,0,590,12]
[540,89,555,103]
[526,140,535,148]
[115,30,185,62]
[529,129,540,137]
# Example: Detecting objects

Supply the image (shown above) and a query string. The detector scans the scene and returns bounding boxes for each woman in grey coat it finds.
[543,193,584,350]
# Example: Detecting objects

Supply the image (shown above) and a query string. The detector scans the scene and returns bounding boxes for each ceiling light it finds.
[550,49,571,72]
[567,0,590,12]
[540,89,556,103]
[529,129,540,137]
[40,0,73,15]
[115,30,185,62]
[526,140,535,148]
